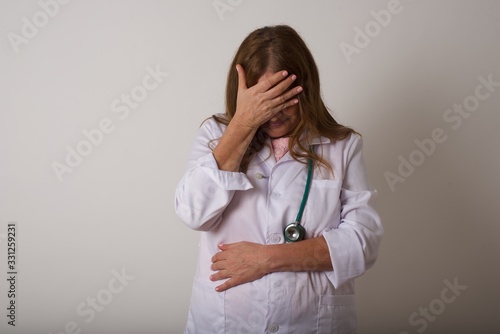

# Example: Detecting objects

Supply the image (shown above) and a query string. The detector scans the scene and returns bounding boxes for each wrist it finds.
[263,243,288,274]
[230,114,259,134]
[261,237,333,274]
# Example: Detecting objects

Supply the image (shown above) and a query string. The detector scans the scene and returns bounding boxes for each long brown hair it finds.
[213,25,357,173]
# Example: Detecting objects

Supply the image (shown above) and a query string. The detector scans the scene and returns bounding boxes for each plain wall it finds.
[1,1,499,333]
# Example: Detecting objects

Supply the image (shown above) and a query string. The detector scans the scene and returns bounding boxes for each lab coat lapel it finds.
[256,134,331,180]
[272,134,331,183]
[256,139,275,169]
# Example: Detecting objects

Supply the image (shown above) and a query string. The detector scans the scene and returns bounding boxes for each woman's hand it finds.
[211,65,303,171]
[210,241,270,292]
[232,64,303,130]
[209,237,333,292]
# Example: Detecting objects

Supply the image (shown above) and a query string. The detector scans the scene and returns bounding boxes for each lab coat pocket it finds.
[306,180,342,229]
[317,294,357,334]
[185,281,225,334]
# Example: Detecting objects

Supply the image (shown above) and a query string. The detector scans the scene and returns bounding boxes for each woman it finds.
[175,25,383,333]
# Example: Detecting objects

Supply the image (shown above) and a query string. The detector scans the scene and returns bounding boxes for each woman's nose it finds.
[270,111,282,121]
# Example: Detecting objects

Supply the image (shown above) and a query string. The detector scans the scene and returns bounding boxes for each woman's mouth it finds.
[267,119,286,129]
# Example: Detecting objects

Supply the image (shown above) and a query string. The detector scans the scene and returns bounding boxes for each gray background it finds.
[1,0,499,333]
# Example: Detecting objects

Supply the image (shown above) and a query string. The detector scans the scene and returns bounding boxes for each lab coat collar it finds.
[298,130,331,148]
[309,135,331,146]
[257,134,331,168]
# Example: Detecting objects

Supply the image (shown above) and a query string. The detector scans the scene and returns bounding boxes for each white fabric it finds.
[175,117,383,334]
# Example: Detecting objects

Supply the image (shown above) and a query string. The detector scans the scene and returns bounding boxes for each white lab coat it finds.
[175,117,383,334]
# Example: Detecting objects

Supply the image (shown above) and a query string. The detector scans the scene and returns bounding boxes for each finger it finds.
[211,251,224,263]
[235,64,247,91]
[264,74,298,101]
[270,86,303,108]
[275,98,300,113]
[210,261,223,271]
[254,69,289,92]
[210,270,229,282]
[212,243,233,263]
[218,243,237,250]
[215,278,239,292]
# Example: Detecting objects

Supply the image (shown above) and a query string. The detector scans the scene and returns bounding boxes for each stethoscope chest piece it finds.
[284,222,305,243]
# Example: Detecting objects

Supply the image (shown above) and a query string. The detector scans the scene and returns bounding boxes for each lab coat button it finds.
[270,234,282,244]
[268,323,279,333]
[271,192,281,199]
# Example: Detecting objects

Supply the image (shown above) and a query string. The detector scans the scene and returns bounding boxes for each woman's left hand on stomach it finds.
[210,242,269,292]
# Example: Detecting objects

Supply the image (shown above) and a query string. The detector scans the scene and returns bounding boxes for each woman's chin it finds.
[265,129,288,139]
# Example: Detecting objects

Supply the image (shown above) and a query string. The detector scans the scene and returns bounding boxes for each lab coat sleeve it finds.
[174,119,253,231]
[322,134,384,288]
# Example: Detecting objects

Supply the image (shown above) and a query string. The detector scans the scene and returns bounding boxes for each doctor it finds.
[175,25,383,334]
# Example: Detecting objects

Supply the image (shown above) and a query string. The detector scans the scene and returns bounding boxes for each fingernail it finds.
[291,75,297,81]
[297,87,303,93]
[282,71,288,77]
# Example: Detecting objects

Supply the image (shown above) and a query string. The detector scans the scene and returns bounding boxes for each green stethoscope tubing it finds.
[283,146,315,242]
[295,155,314,224]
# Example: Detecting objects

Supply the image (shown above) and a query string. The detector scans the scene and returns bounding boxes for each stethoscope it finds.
[283,147,315,243]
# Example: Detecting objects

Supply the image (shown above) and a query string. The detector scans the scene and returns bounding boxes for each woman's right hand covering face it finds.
[232,64,302,130]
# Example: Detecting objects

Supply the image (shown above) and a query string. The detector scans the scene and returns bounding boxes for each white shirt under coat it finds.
[175,117,383,334]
